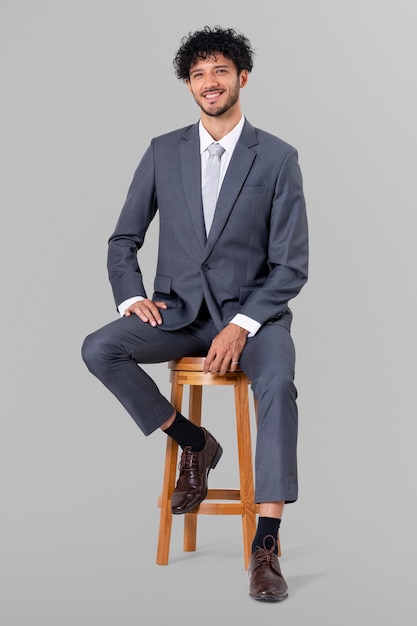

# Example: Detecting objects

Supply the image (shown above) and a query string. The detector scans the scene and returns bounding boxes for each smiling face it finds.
[186,54,248,119]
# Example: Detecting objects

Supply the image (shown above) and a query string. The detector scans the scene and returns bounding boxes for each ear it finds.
[185,78,192,93]
[239,70,249,88]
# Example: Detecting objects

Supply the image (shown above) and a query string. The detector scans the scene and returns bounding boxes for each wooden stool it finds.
[156,356,280,569]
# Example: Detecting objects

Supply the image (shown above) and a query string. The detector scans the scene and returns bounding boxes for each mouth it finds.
[203,90,223,102]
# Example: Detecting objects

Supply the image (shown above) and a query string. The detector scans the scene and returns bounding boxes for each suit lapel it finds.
[204,121,258,257]
[180,124,206,251]
[179,120,259,256]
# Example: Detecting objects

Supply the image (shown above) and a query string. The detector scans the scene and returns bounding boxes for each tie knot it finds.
[207,143,225,158]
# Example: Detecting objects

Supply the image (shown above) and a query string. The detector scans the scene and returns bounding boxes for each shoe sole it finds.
[249,592,288,602]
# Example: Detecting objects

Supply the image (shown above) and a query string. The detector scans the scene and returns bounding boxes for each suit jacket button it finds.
[201,264,210,272]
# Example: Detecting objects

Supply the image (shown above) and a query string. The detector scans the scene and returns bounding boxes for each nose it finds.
[204,72,220,89]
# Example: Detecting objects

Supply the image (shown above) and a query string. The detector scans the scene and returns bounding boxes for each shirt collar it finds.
[199,116,245,154]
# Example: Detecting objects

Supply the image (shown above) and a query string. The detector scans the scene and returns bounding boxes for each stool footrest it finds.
[158,490,260,517]
[206,488,240,500]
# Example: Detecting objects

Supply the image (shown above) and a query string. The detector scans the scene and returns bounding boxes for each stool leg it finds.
[156,372,183,565]
[183,385,202,552]
[156,438,178,565]
[235,374,256,570]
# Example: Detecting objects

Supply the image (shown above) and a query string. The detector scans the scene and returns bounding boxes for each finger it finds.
[206,353,229,376]
[218,357,230,376]
[203,354,213,374]
[136,307,156,325]
[203,347,219,374]
[146,301,167,323]
[229,358,239,371]
[146,306,163,325]
[130,304,160,326]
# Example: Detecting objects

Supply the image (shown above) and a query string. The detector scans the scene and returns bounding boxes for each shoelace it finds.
[254,534,278,566]
[178,446,198,472]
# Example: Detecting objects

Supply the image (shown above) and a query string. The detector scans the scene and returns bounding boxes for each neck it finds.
[200,107,243,141]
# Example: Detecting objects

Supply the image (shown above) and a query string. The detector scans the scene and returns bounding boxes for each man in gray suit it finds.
[82,26,308,602]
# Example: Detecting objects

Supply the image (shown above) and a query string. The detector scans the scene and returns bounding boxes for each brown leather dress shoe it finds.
[248,535,288,602]
[171,428,223,515]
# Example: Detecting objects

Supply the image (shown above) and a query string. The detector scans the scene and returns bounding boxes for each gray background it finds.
[1,1,416,624]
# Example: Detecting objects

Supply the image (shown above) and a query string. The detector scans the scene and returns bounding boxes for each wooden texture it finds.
[156,357,281,569]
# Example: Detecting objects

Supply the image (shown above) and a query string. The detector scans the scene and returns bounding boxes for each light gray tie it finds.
[202,142,225,236]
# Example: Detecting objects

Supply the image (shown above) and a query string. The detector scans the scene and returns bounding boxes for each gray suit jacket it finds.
[107,119,308,332]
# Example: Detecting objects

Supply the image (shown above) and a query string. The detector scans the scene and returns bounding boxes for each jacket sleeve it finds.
[107,141,158,309]
[239,148,309,324]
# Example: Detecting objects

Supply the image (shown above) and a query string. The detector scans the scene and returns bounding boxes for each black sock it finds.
[252,517,281,554]
[163,411,205,451]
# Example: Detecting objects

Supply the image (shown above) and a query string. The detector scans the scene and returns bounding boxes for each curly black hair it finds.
[173,26,255,80]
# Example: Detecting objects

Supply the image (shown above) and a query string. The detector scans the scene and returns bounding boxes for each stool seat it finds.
[156,356,280,569]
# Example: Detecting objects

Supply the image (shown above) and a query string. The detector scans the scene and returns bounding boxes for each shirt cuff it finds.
[229,314,261,338]
[118,296,145,317]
